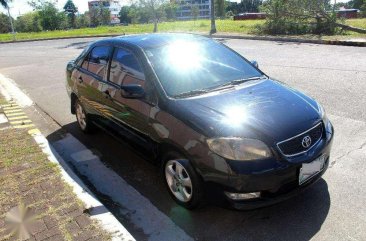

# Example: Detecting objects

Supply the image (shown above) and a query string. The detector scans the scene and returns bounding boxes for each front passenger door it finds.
[105,47,153,146]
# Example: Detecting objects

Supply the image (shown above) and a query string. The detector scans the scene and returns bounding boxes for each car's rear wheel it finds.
[163,152,204,209]
[75,99,94,133]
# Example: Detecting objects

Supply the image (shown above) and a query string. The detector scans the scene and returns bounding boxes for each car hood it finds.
[172,79,322,145]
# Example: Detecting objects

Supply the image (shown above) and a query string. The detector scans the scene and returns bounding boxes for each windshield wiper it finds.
[207,75,267,92]
[174,89,209,98]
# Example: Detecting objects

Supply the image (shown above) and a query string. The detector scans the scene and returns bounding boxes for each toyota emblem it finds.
[302,136,312,148]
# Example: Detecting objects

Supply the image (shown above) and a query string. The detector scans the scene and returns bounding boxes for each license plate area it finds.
[299,155,326,185]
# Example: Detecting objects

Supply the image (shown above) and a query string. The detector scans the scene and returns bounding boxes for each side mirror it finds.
[121,84,145,99]
[251,60,259,68]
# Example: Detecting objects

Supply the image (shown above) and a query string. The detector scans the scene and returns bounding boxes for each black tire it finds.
[162,152,205,209]
[75,99,95,134]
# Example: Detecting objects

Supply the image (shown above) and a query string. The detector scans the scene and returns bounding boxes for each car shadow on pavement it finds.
[47,122,330,241]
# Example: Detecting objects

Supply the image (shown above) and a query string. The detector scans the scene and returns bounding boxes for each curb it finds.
[0,32,365,47]
[0,74,135,241]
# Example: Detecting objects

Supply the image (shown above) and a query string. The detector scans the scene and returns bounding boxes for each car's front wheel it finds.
[163,153,204,209]
[75,99,94,133]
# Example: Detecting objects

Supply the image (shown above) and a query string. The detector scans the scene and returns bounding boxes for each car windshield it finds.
[145,39,263,97]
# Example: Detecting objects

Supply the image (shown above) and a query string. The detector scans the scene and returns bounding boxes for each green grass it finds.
[0,18,365,42]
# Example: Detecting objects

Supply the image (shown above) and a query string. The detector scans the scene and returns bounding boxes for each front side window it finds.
[145,39,263,97]
[109,48,145,86]
[87,46,112,79]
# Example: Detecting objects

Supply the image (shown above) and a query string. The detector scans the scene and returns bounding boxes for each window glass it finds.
[145,39,262,97]
[81,53,89,69]
[109,48,145,86]
[87,46,112,79]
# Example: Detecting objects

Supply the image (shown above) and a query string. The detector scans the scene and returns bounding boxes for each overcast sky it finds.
[1,0,351,18]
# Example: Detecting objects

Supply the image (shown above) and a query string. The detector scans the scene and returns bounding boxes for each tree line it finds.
[1,0,365,35]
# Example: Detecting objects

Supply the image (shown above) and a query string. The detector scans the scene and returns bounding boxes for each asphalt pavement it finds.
[0,37,365,241]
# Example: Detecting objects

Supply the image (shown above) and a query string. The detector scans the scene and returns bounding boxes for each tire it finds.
[75,99,95,134]
[162,152,205,209]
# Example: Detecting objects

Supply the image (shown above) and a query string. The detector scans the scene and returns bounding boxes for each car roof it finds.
[92,33,210,50]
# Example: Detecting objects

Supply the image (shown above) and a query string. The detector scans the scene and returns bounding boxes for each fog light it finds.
[224,191,261,200]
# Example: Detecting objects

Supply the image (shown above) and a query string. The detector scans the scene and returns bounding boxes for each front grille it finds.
[277,122,323,156]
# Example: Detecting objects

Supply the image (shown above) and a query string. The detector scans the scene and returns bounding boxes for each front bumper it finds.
[227,156,329,210]
[207,124,334,210]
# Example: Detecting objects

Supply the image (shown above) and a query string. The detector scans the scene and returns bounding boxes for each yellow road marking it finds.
[1,104,16,108]
[4,109,23,113]
[7,116,28,120]
[14,124,35,129]
[5,112,25,117]
[10,120,32,125]
[28,128,41,135]
[3,106,21,110]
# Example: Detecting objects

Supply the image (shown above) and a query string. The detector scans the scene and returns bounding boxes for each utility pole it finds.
[6,6,16,41]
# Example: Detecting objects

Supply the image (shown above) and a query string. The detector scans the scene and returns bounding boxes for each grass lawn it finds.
[0,18,365,42]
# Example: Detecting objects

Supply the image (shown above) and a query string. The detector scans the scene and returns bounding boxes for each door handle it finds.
[78,76,83,83]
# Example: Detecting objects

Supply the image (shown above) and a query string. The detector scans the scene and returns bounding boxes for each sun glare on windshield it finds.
[165,41,203,71]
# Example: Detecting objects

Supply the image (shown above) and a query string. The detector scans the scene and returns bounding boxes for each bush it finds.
[260,0,341,35]
[0,13,11,34]
[15,12,42,32]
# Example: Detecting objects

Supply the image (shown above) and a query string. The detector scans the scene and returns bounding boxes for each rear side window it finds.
[87,46,112,79]
[109,48,145,86]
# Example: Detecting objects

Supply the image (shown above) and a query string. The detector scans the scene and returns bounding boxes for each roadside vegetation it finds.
[0,18,365,42]
[0,0,365,42]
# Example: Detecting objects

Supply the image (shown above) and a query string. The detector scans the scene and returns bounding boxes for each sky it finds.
[1,0,351,18]
[1,0,92,17]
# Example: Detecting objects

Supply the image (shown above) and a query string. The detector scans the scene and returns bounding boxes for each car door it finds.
[76,45,113,123]
[103,46,155,148]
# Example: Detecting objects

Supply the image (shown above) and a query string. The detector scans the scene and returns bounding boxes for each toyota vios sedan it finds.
[66,34,334,210]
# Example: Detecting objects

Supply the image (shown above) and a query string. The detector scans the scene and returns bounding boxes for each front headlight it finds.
[207,137,272,161]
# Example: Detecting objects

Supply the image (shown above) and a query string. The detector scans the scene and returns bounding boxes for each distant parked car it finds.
[66,33,334,210]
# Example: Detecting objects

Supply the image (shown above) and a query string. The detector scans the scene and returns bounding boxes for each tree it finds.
[0,0,10,8]
[64,0,78,28]
[119,6,131,23]
[76,13,91,28]
[89,3,111,26]
[0,12,11,33]
[163,2,177,20]
[210,0,217,34]
[137,0,166,32]
[215,0,225,18]
[191,4,199,23]
[28,0,63,30]
[15,11,42,32]
[260,0,341,35]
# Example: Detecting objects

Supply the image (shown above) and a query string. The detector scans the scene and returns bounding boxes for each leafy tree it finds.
[239,0,262,13]
[215,0,225,18]
[15,11,42,32]
[0,0,10,8]
[64,0,78,28]
[260,0,340,35]
[89,3,111,26]
[119,6,131,23]
[0,12,11,33]
[28,0,64,30]
[162,2,177,20]
[136,0,166,32]
[191,4,199,23]
[76,13,91,28]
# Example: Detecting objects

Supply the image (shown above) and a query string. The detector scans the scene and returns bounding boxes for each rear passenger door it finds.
[76,45,113,122]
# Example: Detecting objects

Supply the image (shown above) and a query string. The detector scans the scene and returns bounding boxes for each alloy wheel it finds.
[76,102,87,130]
[165,160,193,202]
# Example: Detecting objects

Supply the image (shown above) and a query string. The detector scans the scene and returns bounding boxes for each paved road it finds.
[1,38,366,241]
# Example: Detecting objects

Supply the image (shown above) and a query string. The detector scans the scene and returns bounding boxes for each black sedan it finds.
[66,33,334,210]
